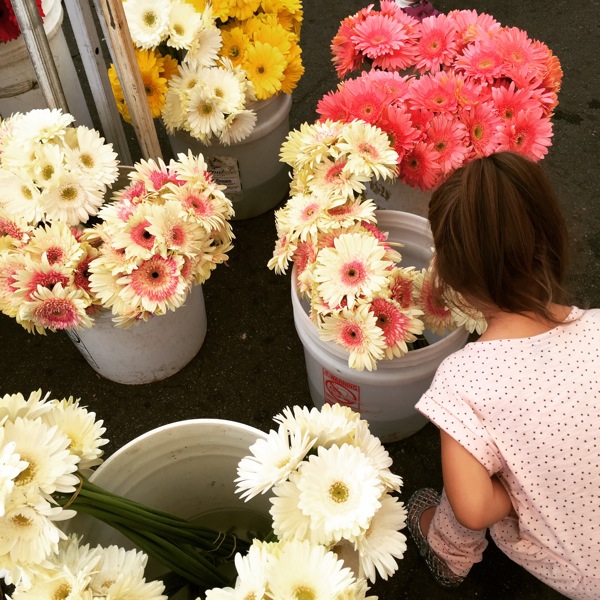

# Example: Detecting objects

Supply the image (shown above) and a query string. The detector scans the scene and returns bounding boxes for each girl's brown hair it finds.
[428,152,569,322]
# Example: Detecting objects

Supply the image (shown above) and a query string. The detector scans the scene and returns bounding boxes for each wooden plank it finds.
[10,0,69,113]
[92,0,162,161]
[63,0,133,164]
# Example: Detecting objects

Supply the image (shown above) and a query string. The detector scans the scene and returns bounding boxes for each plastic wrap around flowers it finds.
[317,2,562,190]
[0,109,234,334]
[109,0,304,145]
[268,119,485,371]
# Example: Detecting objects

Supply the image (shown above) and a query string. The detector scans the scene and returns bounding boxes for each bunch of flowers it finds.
[205,402,406,598]
[0,390,257,597]
[268,119,485,371]
[317,1,562,190]
[0,0,44,44]
[109,0,304,145]
[0,109,234,333]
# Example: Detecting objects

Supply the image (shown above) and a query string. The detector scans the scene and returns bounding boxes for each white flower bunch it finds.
[0,109,119,227]
[0,390,108,590]
[233,404,408,592]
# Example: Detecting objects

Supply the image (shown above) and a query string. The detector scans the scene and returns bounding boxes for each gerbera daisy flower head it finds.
[398,141,442,191]
[219,26,250,67]
[414,13,459,73]
[460,101,502,158]
[350,13,411,60]
[496,109,553,161]
[242,41,286,100]
[185,27,223,68]
[165,0,203,50]
[123,0,170,49]
[413,266,455,335]
[424,114,469,174]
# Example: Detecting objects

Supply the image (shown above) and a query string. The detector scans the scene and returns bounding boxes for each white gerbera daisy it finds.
[123,0,171,49]
[166,1,203,50]
[319,305,386,372]
[273,404,360,450]
[296,444,383,542]
[219,109,257,145]
[170,150,209,181]
[235,426,315,501]
[2,417,79,497]
[62,125,119,187]
[186,87,226,140]
[87,255,127,309]
[308,156,369,200]
[0,389,53,423]
[90,545,166,599]
[314,232,392,309]
[0,433,28,518]
[283,193,334,243]
[185,27,223,68]
[10,109,74,147]
[42,397,108,473]
[205,66,245,113]
[336,120,399,180]
[355,494,407,582]
[266,232,296,275]
[268,539,356,599]
[353,420,402,492]
[0,169,44,225]
[39,171,105,226]
[31,140,65,187]
[0,501,68,566]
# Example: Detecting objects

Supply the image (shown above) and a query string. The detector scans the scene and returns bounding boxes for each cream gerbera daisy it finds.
[2,417,80,497]
[319,304,386,372]
[337,120,399,180]
[219,109,258,145]
[296,444,383,542]
[314,232,392,310]
[308,157,369,200]
[186,87,226,140]
[62,125,119,188]
[166,1,203,50]
[235,425,315,501]
[170,150,209,181]
[273,404,360,450]
[0,169,44,225]
[0,390,53,424]
[355,494,407,582]
[10,109,74,147]
[25,222,84,270]
[185,27,223,68]
[203,65,246,114]
[283,193,333,243]
[42,397,108,473]
[270,474,317,544]
[89,545,166,599]
[39,171,105,226]
[267,539,356,599]
[0,432,28,518]
[123,0,171,49]
[31,140,64,187]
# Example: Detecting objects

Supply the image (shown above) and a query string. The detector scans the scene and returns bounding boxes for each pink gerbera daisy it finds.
[491,81,539,120]
[316,90,352,123]
[378,105,421,158]
[331,19,365,79]
[399,141,442,191]
[414,268,454,335]
[494,27,548,75]
[414,14,459,73]
[12,260,70,301]
[388,267,417,308]
[125,254,186,313]
[120,180,147,204]
[408,72,459,114]
[370,297,422,358]
[424,115,469,173]
[293,240,318,276]
[351,14,411,59]
[365,70,412,101]
[0,215,28,244]
[448,9,501,49]
[454,40,503,84]
[346,88,386,125]
[459,101,502,157]
[496,109,553,161]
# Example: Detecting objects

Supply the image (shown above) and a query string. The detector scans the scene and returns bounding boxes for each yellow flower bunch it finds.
[108,48,178,124]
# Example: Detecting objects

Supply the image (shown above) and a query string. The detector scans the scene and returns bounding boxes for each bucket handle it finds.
[0,79,37,99]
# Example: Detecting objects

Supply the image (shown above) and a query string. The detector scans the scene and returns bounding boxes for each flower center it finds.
[14,460,35,486]
[42,165,55,180]
[53,583,72,600]
[12,513,32,527]
[143,11,157,27]
[80,153,94,169]
[472,124,484,140]
[329,480,349,503]
[294,586,316,600]
[21,186,33,200]
[173,24,184,36]
[60,185,78,202]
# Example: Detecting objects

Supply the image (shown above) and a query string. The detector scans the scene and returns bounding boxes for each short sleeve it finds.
[416,359,505,475]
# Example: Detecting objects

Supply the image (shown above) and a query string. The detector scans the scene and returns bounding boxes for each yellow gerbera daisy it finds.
[243,41,286,100]
[159,53,179,81]
[253,21,292,56]
[280,44,304,95]
[136,49,169,118]
[108,65,131,123]
[228,0,261,21]
[220,26,249,67]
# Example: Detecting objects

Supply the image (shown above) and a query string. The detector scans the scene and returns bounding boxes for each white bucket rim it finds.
[290,209,468,369]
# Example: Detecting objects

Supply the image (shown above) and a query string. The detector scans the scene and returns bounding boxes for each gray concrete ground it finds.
[2,0,599,598]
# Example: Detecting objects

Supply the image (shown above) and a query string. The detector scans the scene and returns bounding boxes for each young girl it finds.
[407,152,600,599]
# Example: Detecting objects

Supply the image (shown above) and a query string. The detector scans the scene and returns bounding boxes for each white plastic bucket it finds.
[0,0,93,127]
[291,210,469,442]
[66,285,207,385]
[365,177,432,218]
[64,419,271,591]
[169,93,292,220]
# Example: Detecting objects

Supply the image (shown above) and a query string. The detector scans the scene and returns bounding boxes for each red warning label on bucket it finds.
[323,369,360,411]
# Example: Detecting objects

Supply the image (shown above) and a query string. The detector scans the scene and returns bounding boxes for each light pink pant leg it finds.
[427,489,489,577]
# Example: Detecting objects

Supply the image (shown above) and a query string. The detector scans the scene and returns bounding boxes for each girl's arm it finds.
[440,429,514,530]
